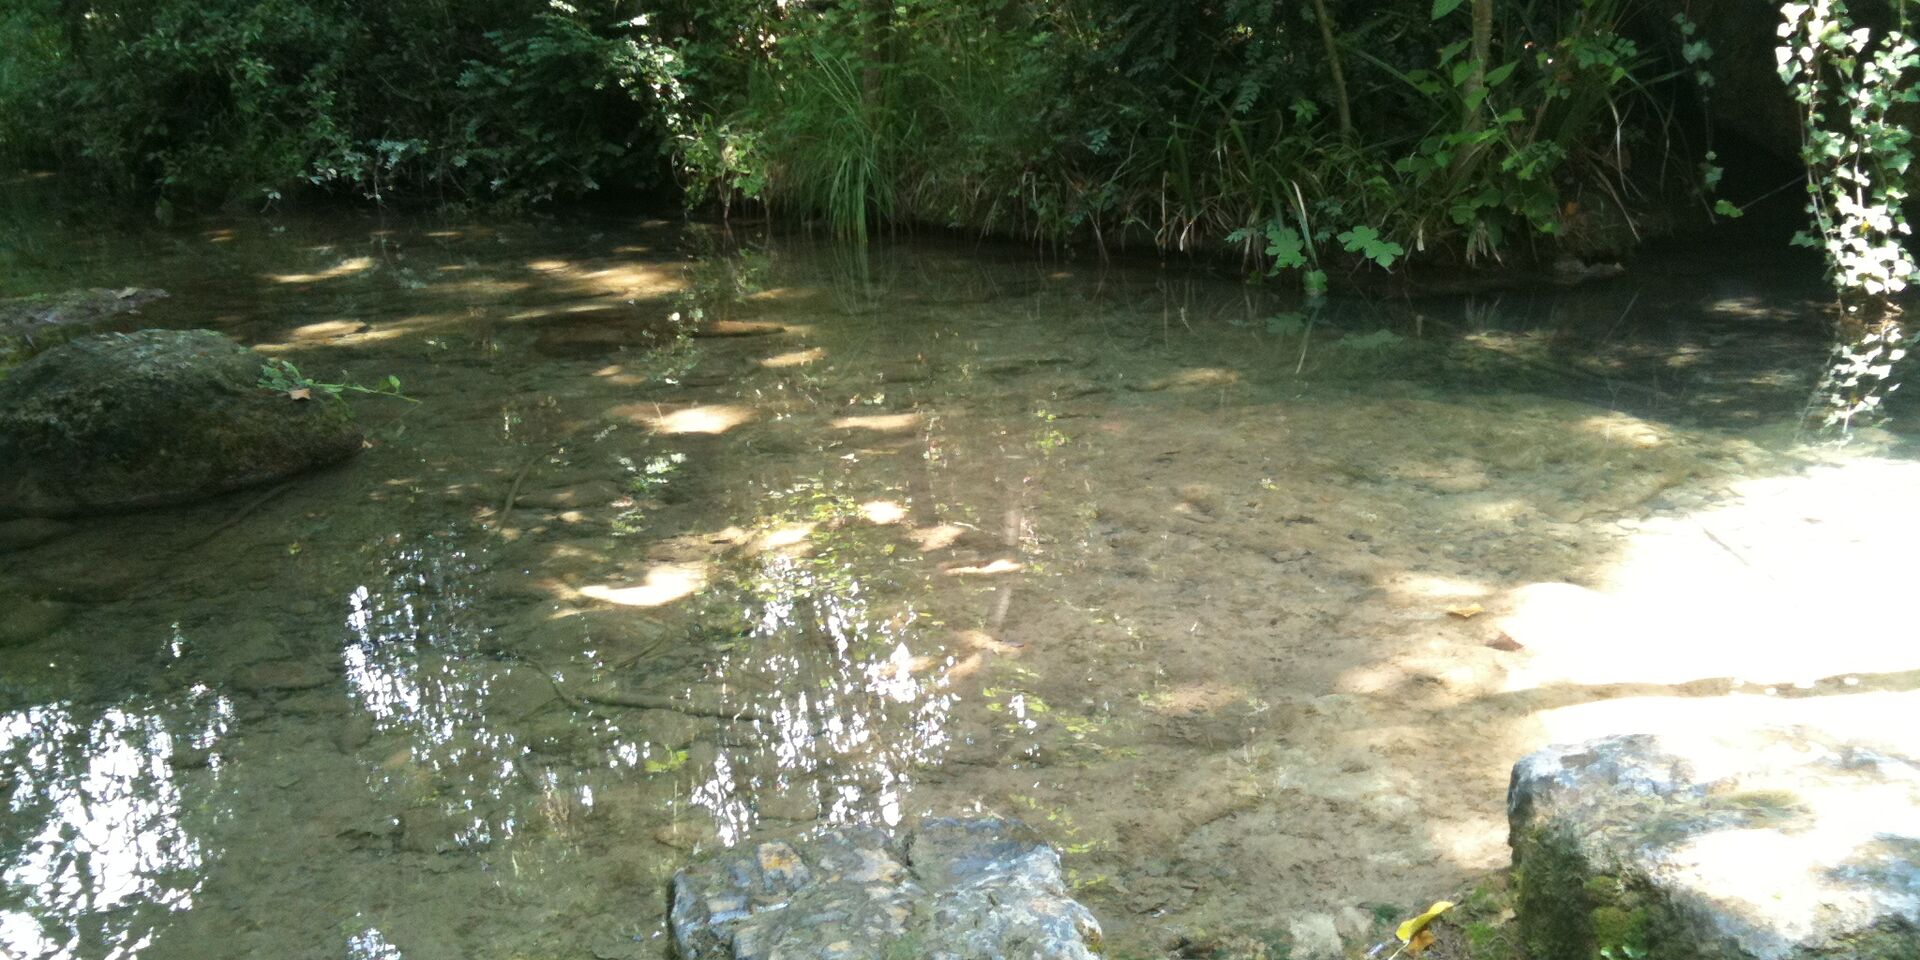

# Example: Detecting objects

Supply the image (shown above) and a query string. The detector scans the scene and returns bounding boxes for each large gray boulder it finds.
[1509,730,1920,960]
[670,817,1103,960]
[0,330,362,517]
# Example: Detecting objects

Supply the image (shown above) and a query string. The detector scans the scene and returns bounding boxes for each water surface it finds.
[2,213,1910,959]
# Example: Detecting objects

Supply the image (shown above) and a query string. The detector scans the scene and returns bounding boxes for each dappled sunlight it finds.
[1577,411,1670,448]
[1500,456,1920,691]
[281,319,371,344]
[521,258,682,299]
[832,412,923,432]
[1533,689,1920,749]
[1382,572,1493,605]
[743,286,824,303]
[747,522,816,556]
[955,628,1025,656]
[909,523,968,550]
[424,276,531,299]
[942,558,1022,576]
[1143,367,1239,390]
[1705,295,1802,321]
[578,562,711,608]
[613,402,757,435]
[266,255,374,284]
[759,346,826,368]
[857,500,907,524]
[700,319,795,337]
[505,299,640,323]
[258,310,477,351]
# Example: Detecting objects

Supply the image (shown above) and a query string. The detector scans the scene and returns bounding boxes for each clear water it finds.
[0,211,1894,959]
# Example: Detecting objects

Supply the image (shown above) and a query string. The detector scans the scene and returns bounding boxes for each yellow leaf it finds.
[1446,604,1483,619]
[1396,901,1454,944]
[287,387,312,401]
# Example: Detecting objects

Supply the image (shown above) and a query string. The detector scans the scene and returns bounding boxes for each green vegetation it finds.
[258,357,415,403]
[1780,0,1918,307]
[3,2,1917,285]
[1779,0,1919,433]
[0,0,689,208]
[0,0,1734,274]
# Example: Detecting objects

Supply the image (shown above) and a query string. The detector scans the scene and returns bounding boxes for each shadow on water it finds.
[3,209,1917,958]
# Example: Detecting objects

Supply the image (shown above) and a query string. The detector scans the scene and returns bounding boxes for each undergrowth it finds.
[0,0,1738,273]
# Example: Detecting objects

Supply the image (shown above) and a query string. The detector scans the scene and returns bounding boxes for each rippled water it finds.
[0,211,1904,959]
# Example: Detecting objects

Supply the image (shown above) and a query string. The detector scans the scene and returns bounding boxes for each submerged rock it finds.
[0,287,168,339]
[0,330,362,517]
[0,517,72,553]
[0,598,75,648]
[1509,731,1920,960]
[670,817,1103,960]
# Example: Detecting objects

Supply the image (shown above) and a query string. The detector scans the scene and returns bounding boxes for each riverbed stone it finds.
[1509,730,1920,960]
[1285,913,1344,960]
[0,330,363,517]
[0,286,168,339]
[0,517,72,553]
[669,817,1103,960]
[0,599,76,648]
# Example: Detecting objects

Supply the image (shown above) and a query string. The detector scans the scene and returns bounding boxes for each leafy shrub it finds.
[0,0,693,206]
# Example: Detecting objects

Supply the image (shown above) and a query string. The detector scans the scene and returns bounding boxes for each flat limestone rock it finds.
[670,817,1102,960]
[1509,730,1920,960]
[0,329,362,517]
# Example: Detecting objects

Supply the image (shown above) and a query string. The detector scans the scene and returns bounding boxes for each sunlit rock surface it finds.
[1509,731,1920,960]
[670,817,1103,960]
[0,329,362,517]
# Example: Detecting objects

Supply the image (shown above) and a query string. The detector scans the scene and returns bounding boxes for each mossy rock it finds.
[0,329,362,517]
[1509,732,1920,960]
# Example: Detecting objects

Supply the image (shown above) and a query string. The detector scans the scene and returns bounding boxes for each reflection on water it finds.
[1,692,230,960]
[0,212,1904,958]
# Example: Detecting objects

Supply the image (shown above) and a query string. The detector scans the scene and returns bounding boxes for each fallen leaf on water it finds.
[1445,603,1483,619]
[287,387,312,401]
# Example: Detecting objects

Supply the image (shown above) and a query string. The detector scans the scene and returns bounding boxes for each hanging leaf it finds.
[1431,0,1466,20]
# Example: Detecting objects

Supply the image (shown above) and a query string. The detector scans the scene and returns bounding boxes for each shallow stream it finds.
[3,213,1913,959]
